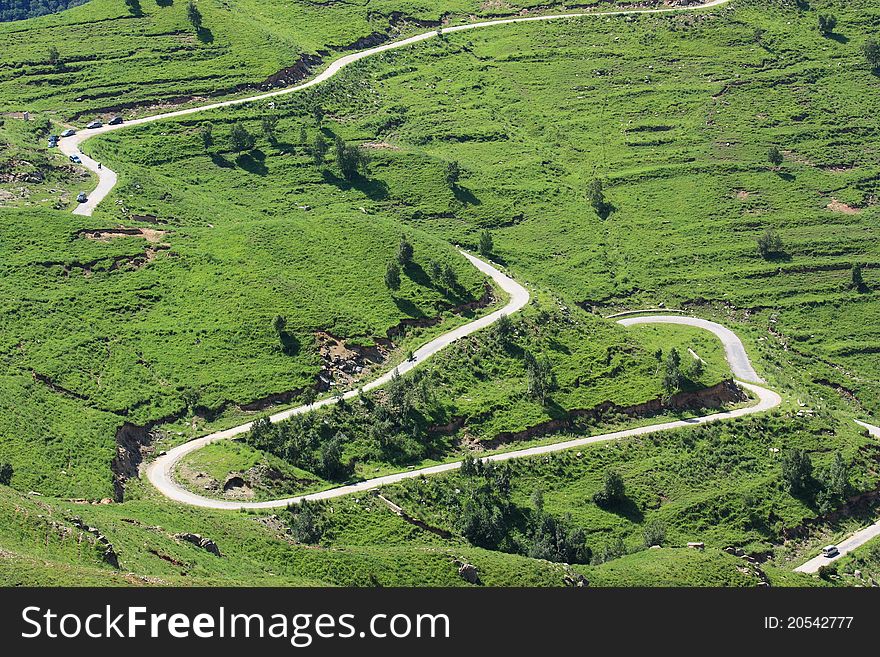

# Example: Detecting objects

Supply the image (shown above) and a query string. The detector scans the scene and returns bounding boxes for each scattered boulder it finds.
[456,560,480,585]
[175,532,222,557]
[563,572,590,588]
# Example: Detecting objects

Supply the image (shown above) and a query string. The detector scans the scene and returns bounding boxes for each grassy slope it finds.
[1,0,879,586]
[0,0,638,119]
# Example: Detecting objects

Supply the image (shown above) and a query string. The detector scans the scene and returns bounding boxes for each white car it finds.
[822,545,839,558]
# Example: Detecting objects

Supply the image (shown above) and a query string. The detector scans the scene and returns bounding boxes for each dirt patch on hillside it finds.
[77,226,167,243]
[734,189,751,200]
[316,331,392,388]
[361,141,399,150]
[827,199,862,214]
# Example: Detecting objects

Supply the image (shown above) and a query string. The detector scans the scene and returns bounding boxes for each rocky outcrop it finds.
[455,559,481,584]
[175,533,222,557]
[67,516,120,569]
[112,421,160,502]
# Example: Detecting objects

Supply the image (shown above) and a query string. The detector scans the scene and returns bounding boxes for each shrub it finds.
[0,463,12,486]
[384,261,401,290]
[781,448,813,496]
[817,14,836,36]
[478,230,493,257]
[757,229,784,259]
[643,519,666,547]
[593,470,626,508]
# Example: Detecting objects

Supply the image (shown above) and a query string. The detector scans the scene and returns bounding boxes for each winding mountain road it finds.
[57,0,878,574]
[146,277,782,509]
[58,0,733,215]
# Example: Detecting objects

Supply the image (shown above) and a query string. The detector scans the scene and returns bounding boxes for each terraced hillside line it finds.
[58,0,733,216]
[147,290,782,509]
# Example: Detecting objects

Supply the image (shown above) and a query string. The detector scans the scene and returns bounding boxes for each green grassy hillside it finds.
[1,0,879,586]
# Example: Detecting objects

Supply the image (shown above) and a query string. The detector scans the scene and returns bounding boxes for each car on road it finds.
[76,192,88,203]
[47,137,58,148]
[69,154,81,164]
[60,129,76,137]
[108,116,123,125]
[85,120,103,129]
[822,545,840,558]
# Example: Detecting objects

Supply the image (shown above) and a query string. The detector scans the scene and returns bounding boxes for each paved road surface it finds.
[57,0,733,216]
[146,303,781,510]
[618,315,764,384]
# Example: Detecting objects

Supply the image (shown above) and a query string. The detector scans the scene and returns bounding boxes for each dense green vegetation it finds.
[0,0,87,23]
[1,0,879,586]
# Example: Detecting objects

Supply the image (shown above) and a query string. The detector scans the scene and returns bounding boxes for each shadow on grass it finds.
[393,296,424,318]
[236,151,268,175]
[452,185,481,206]
[321,170,389,201]
[279,332,300,356]
[601,498,644,523]
[828,33,849,44]
[197,27,214,44]
[210,153,235,168]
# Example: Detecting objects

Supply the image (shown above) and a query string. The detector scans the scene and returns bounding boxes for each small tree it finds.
[525,352,557,406]
[781,448,813,496]
[593,470,625,508]
[272,314,287,335]
[261,116,278,144]
[301,387,318,406]
[47,46,61,68]
[312,105,324,126]
[441,264,458,291]
[335,137,369,181]
[865,39,880,72]
[125,0,142,16]
[662,347,683,394]
[757,229,784,259]
[493,313,514,346]
[311,133,328,165]
[767,146,783,167]
[385,261,401,291]
[851,263,866,291]
[229,122,255,153]
[817,14,837,36]
[186,0,203,29]
[445,160,461,188]
[643,519,666,547]
[397,237,414,266]
[199,122,214,149]
[0,463,12,486]
[289,500,323,544]
[429,259,442,282]
[687,356,705,381]
[478,230,493,257]
[587,178,612,219]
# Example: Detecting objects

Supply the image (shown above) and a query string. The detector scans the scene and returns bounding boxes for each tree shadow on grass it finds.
[197,27,214,44]
[210,153,235,168]
[279,332,300,356]
[828,33,849,44]
[321,170,389,201]
[236,151,268,175]
[452,185,481,206]
[776,170,795,182]
[601,497,644,523]
[393,296,424,318]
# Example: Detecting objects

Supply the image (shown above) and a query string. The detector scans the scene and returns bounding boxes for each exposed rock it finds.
[175,532,222,557]
[563,572,589,587]
[456,561,480,584]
